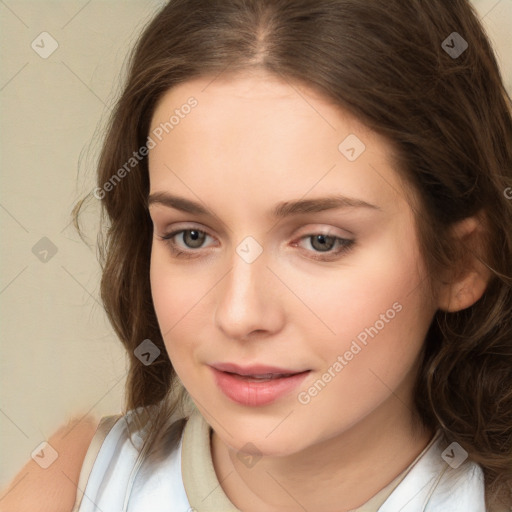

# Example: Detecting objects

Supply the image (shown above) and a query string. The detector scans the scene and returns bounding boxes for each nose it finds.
[214,245,285,341]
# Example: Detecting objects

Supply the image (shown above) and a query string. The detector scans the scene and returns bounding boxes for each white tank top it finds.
[73,405,488,512]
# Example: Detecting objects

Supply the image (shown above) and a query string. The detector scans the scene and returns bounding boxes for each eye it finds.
[294,233,355,261]
[158,228,215,258]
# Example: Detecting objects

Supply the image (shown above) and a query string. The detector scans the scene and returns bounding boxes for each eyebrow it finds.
[148,192,381,218]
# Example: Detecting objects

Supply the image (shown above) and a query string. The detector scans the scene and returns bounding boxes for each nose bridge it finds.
[223,237,267,309]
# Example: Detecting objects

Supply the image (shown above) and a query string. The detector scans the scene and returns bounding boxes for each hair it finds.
[73,0,512,508]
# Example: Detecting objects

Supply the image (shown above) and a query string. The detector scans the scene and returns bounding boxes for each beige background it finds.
[0,0,511,490]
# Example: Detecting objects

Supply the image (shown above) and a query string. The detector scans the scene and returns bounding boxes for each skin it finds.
[0,414,100,512]
[147,70,481,511]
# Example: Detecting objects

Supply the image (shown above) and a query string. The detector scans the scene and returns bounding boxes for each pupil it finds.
[185,230,204,248]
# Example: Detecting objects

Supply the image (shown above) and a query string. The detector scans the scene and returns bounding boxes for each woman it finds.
[3,0,512,510]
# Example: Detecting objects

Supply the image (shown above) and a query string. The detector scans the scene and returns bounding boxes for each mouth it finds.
[209,363,312,406]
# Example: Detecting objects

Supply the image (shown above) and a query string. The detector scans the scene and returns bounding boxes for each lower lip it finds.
[210,367,311,406]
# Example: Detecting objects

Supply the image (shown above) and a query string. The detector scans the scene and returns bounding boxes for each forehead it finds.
[150,70,366,136]
[147,72,412,217]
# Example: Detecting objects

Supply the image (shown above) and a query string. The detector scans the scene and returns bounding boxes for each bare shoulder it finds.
[0,414,101,512]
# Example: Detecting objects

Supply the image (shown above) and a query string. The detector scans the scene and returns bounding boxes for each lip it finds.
[209,365,311,407]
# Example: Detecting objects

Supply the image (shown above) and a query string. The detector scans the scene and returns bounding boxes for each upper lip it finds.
[210,362,309,376]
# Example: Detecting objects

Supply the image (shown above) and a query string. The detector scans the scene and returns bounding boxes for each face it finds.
[148,70,437,457]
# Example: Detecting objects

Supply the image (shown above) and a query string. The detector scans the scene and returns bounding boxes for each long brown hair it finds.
[73,0,512,508]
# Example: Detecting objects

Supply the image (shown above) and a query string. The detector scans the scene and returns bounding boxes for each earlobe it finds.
[437,214,492,313]
[438,269,489,312]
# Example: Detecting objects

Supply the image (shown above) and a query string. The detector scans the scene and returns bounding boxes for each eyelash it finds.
[157,228,355,262]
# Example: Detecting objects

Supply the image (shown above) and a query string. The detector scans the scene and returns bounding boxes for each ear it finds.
[437,213,492,313]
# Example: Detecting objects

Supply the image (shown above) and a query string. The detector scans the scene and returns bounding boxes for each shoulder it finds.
[423,435,487,511]
[73,406,191,511]
[381,431,487,511]
[0,415,102,512]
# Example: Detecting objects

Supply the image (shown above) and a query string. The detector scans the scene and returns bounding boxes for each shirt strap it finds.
[71,413,123,512]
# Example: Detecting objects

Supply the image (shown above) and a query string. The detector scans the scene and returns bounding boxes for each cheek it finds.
[149,243,215,360]
[291,273,432,434]
[150,243,203,322]
[282,230,428,344]
[150,246,177,330]
[286,229,432,379]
